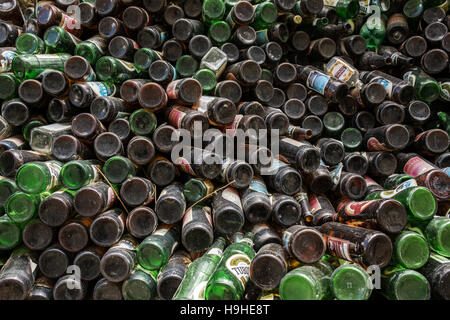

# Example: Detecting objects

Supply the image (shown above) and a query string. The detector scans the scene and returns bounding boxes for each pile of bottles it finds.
[0,0,448,301]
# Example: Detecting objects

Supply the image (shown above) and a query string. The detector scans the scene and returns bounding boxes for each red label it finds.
[174,157,196,176]
[403,156,435,177]
[168,108,186,128]
[413,131,426,143]
[364,176,379,187]
[309,194,321,214]
[367,137,393,151]
[344,200,376,216]
[327,236,352,261]
[166,80,181,100]
[336,198,352,213]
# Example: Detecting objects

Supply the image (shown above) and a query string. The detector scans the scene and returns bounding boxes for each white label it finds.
[326,58,355,83]
[207,248,223,257]
[225,253,251,290]
[153,227,170,237]
[45,161,62,190]
[222,188,242,209]
[191,281,208,300]
[86,82,114,97]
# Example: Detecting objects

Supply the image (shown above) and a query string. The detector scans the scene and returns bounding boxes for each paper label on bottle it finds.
[105,186,116,208]
[44,161,62,190]
[227,114,243,136]
[0,51,16,72]
[168,108,186,129]
[207,247,223,258]
[87,36,107,54]
[222,187,242,209]
[403,71,416,86]
[326,59,355,83]
[309,194,322,214]
[294,192,308,204]
[443,167,450,177]
[330,163,343,189]
[307,71,330,95]
[403,156,435,177]
[86,82,114,97]
[323,0,340,6]
[60,14,80,33]
[220,158,233,182]
[249,178,269,195]
[191,281,208,300]
[174,157,196,176]
[413,131,426,143]
[344,200,376,216]
[255,29,269,44]
[439,81,450,101]
[182,208,193,227]
[115,237,138,252]
[153,226,170,237]
[327,236,352,261]
[366,137,393,151]
[225,254,251,290]
[117,59,136,72]
[393,179,417,193]
[364,176,379,187]
[370,77,393,98]
[281,137,307,148]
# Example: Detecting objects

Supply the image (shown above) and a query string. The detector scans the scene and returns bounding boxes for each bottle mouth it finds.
[173,19,193,41]
[392,271,430,300]
[331,265,371,300]
[43,71,67,95]
[374,152,397,176]
[276,63,297,84]
[280,270,318,300]
[396,232,430,269]
[250,253,287,290]
[138,28,158,49]
[65,56,91,80]
[283,99,305,120]
[216,81,242,104]
[72,113,98,138]
[129,108,157,136]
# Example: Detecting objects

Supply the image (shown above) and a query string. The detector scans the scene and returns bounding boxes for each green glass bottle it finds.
[279,260,333,300]
[381,267,430,300]
[360,14,386,49]
[205,232,256,300]
[137,225,180,271]
[424,217,450,258]
[16,161,62,194]
[12,53,71,79]
[43,26,81,54]
[176,55,199,78]
[122,265,158,300]
[365,186,436,222]
[341,128,363,151]
[16,33,47,54]
[129,109,157,136]
[0,73,19,100]
[95,56,142,83]
[392,231,430,269]
[75,35,108,65]
[383,174,414,189]
[183,178,215,204]
[134,48,162,72]
[323,111,345,138]
[194,69,217,94]
[202,0,226,24]
[173,237,226,300]
[330,263,372,300]
[323,0,360,19]
[0,178,18,208]
[60,160,101,190]
[402,67,441,103]
[252,2,278,29]
[0,214,22,250]
[103,156,137,185]
[6,191,50,223]
[208,21,231,45]
[23,119,46,143]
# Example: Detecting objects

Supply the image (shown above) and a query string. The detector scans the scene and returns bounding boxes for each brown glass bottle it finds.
[282,224,326,264]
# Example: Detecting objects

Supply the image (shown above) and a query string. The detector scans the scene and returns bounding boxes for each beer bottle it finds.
[421,48,448,75]
[297,65,349,103]
[103,156,136,185]
[122,5,152,32]
[73,246,106,281]
[363,124,410,151]
[126,136,155,166]
[335,198,408,233]
[173,237,225,300]
[100,234,138,282]
[75,35,108,65]
[98,17,126,40]
[12,53,72,79]
[193,68,217,94]
[64,56,95,82]
[15,160,61,194]
[424,217,450,258]
[282,224,326,263]
[120,79,150,105]
[74,182,116,217]
[38,244,70,279]
[220,158,253,189]
[359,14,386,49]
[79,2,100,32]
[0,135,27,154]
[0,246,38,300]
[403,67,441,103]
[22,218,53,251]
[0,73,19,100]
[400,35,427,58]
[126,206,158,239]
[240,176,272,224]
[28,277,54,300]
[41,71,70,97]
[145,156,177,187]
[381,267,430,300]
[108,36,140,62]
[308,194,336,226]
[0,47,16,74]
[53,275,87,300]
[192,96,237,126]
[71,113,106,142]
[0,0,24,26]
[43,26,81,54]
[392,231,430,270]
[366,151,398,177]
[0,177,17,208]
[108,118,133,143]
[37,4,81,37]
[279,138,320,174]
[250,243,287,290]
[16,33,46,55]
[69,82,116,108]
[183,178,214,205]
[205,232,255,300]
[154,183,186,224]
[175,55,198,77]
[174,147,222,180]
[304,163,334,194]
[279,260,333,300]
[58,215,92,253]
[272,194,303,227]
[225,59,262,86]
[95,56,141,83]
[405,100,430,126]
[212,187,245,235]
[0,214,21,250]
[359,70,414,105]
[38,189,75,228]
[365,185,437,222]
[215,80,242,104]
[93,278,122,300]
[397,153,450,200]
[52,135,92,162]
[137,26,167,50]
[94,132,124,161]
[420,253,450,300]
[294,0,324,17]
[308,37,337,61]
[413,129,449,156]
[378,45,414,67]
[121,265,158,300]
[330,263,372,300]
[251,223,281,252]
[0,150,50,177]
[137,225,180,271]
[173,18,204,42]
[319,222,393,268]
[286,126,313,141]
[181,206,213,253]
[120,177,156,208]
[90,208,126,247]
[157,250,192,300]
